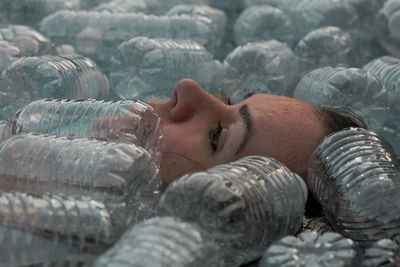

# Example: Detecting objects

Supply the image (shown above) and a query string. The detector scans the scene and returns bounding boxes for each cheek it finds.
[159,151,204,183]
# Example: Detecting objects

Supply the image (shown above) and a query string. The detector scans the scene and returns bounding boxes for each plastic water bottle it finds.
[92,0,160,14]
[0,40,19,73]
[364,56,400,156]
[376,0,400,57]
[233,5,295,47]
[40,11,215,67]
[110,37,222,100]
[259,232,362,267]
[0,192,121,266]
[0,134,160,211]
[221,40,299,103]
[0,25,54,57]
[300,215,333,235]
[94,216,224,267]
[293,67,388,132]
[158,156,307,266]
[0,55,110,120]
[362,239,400,266]
[295,27,355,74]
[4,99,163,161]
[308,127,400,248]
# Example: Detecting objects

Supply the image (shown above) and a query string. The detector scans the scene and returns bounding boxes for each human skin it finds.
[147,79,328,183]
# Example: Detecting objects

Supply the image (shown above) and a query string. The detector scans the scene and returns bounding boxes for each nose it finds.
[169,79,225,121]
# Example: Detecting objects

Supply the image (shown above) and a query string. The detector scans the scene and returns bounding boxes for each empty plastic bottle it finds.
[259,232,362,267]
[362,239,400,266]
[0,134,161,214]
[4,99,163,161]
[308,127,400,247]
[40,11,215,67]
[300,215,333,235]
[376,0,400,57]
[233,5,295,47]
[94,216,224,267]
[0,40,19,73]
[0,55,110,120]
[158,156,307,266]
[110,37,222,100]
[0,25,54,57]
[92,0,160,14]
[295,27,355,74]
[221,40,300,103]
[293,67,388,132]
[364,56,400,156]
[0,192,124,266]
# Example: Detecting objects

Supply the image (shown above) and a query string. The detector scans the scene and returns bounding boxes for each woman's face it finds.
[147,79,327,183]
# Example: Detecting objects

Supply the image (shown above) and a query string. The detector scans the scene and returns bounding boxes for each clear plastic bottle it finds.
[259,232,362,267]
[308,127,400,248]
[376,0,400,57]
[293,67,388,132]
[39,11,215,67]
[110,37,222,100]
[94,216,224,267]
[295,27,355,74]
[0,55,110,120]
[362,239,400,266]
[158,156,307,266]
[0,134,161,212]
[0,40,19,73]
[0,192,121,266]
[221,40,299,103]
[363,56,400,156]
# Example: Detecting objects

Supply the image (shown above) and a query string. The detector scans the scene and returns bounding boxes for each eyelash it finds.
[209,121,222,152]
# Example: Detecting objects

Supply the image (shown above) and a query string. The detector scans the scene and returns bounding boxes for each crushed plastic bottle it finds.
[0,40,19,73]
[0,192,121,266]
[92,0,160,14]
[158,156,307,266]
[4,99,163,162]
[308,127,400,248]
[300,215,333,235]
[0,134,160,214]
[259,232,362,267]
[40,11,215,68]
[110,37,222,100]
[221,40,299,103]
[363,56,400,156]
[293,67,388,131]
[0,55,110,120]
[295,27,355,74]
[94,216,224,267]
[362,238,400,266]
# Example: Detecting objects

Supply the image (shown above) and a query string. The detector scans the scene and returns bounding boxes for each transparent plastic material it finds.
[0,134,160,212]
[93,0,160,14]
[0,55,110,120]
[0,192,119,266]
[308,127,400,247]
[295,27,354,74]
[362,239,400,266]
[0,120,10,144]
[363,56,400,156]
[259,232,361,267]
[39,11,215,67]
[4,99,163,161]
[94,217,223,267]
[222,40,299,103]
[300,215,333,235]
[0,41,19,73]
[377,0,400,57]
[293,67,388,131]
[110,37,222,100]
[156,0,211,14]
[158,156,307,266]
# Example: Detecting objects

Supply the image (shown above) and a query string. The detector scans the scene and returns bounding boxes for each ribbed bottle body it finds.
[94,216,223,267]
[362,238,400,266]
[158,156,307,266]
[308,127,400,247]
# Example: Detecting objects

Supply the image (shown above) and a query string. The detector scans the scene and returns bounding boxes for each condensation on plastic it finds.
[259,232,362,267]
[299,215,333,235]
[362,238,400,266]
[222,40,299,103]
[293,67,388,131]
[5,99,163,162]
[94,216,224,267]
[110,37,222,100]
[308,127,400,247]
[0,192,119,266]
[0,134,160,212]
[158,156,307,266]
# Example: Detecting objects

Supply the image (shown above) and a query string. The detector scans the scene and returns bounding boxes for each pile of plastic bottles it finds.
[1,0,400,266]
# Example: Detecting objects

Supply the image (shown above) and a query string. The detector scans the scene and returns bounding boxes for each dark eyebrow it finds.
[235,104,253,155]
